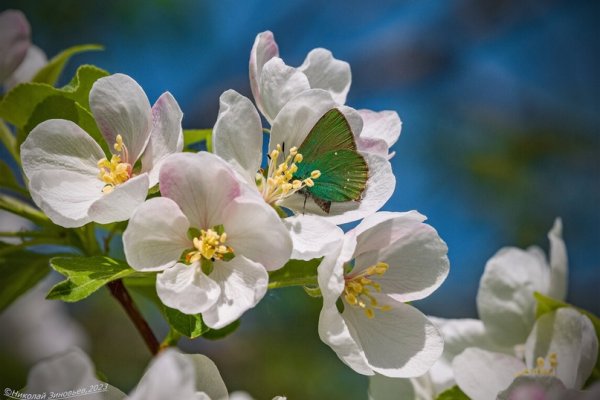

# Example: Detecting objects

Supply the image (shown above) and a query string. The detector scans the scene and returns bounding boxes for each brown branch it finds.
[107,279,160,355]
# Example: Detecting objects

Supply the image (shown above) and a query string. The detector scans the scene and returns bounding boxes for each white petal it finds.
[298,48,351,105]
[352,210,426,238]
[141,92,184,187]
[452,348,525,400]
[5,44,47,89]
[497,376,568,400]
[344,299,444,377]
[338,105,364,137]
[548,218,568,300]
[212,90,263,185]
[318,302,373,375]
[317,240,347,305]
[284,214,344,261]
[476,246,550,347]
[352,212,449,302]
[90,73,152,163]
[259,57,310,123]
[129,348,197,400]
[269,88,336,153]
[123,197,192,271]
[156,263,221,315]
[202,255,268,329]
[358,110,402,148]
[186,353,229,400]
[249,31,279,116]
[524,308,598,389]
[0,9,30,83]
[88,173,150,224]
[159,152,241,229]
[221,197,292,271]
[356,136,390,159]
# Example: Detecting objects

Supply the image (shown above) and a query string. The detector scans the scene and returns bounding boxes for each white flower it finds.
[317,211,449,377]
[249,31,401,159]
[123,152,292,329]
[213,88,395,229]
[21,73,183,228]
[452,308,598,400]
[477,218,568,347]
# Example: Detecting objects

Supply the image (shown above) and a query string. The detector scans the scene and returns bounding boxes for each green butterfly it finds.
[292,108,368,213]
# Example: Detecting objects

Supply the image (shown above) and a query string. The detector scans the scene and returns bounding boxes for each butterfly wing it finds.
[297,108,358,160]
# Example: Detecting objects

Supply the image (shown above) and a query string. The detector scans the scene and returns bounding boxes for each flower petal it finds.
[221,197,292,271]
[159,152,241,229]
[5,44,47,89]
[497,375,567,400]
[156,263,221,315]
[452,348,525,400]
[87,173,150,225]
[0,9,30,83]
[344,299,444,377]
[298,48,351,105]
[202,255,268,329]
[249,31,279,116]
[123,197,192,271]
[140,92,184,187]
[548,218,568,300]
[212,90,263,185]
[476,246,550,347]
[524,308,598,389]
[284,214,344,261]
[358,110,402,149]
[90,73,152,163]
[186,353,229,400]
[317,240,348,305]
[259,57,310,123]
[352,212,449,302]
[356,136,390,159]
[318,302,373,375]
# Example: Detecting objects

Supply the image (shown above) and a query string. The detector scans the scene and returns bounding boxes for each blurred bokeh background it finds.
[1,0,598,398]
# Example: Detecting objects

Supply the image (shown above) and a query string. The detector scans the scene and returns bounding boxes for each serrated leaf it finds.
[183,129,212,152]
[47,256,135,302]
[32,44,103,86]
[0,243,51,312]
[268,258,321,289]
[201,320,240,340]
[435,385,470,400]
[164,306,210,339]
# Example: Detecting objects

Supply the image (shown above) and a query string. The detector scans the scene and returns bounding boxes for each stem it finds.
[0,237,68,255]
[268,276,318,289]
[0,119,19,163]
[107,279,159,355]
[0,194,52,227]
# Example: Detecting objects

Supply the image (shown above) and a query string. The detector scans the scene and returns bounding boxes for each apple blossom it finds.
[21,73,183,228]
[317,211,449,377]
[123,152,292,328]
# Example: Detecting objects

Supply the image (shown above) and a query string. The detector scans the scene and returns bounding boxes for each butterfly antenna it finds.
[282,141,285,154]
[302,192,308,215]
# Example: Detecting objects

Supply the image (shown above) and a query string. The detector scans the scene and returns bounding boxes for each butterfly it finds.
[292,108,368,213]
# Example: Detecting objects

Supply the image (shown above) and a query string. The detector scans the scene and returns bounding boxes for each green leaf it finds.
[201,320,240,340]
[32,44,104,86]
[164,306,210,339]
[183,129,212,152]
[268,258,321,289]
[47,256,135,302]
[0,119,18,162]
[0,159,26,195]
[435,385,470,400]
[0,243,51,312]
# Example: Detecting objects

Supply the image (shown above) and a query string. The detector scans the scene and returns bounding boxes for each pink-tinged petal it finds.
[0,10,30,83]
[356,136,390,159]
[4,44,47,89]
[156,263,221,315]
[344,299,444,378]
[212,90,263,185]
[221,197,292,271]
[258,57,310,123]
[453,348,525,400]
[548,218,568,300]
[351,211,427,253]
[249,31,279,115]
[87,173,149,224]
[202,255,268,329]
[284,215,344,261]
[358,110,402,148]
[497,376,567,400]
[352,213,449,302]
[141,92,184,187]
[90,73,152,163]
[338,105,364,137]
[319,302,373,375]
[269,88,337,153]
[298,48,351,105]
[123,197,192,272]
[525,308,598,390]
[159,152,241,229]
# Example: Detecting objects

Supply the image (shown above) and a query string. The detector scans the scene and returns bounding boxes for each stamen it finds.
[97,135,132,194]
[516,353,559,377]
[343,262,391,318]
[186,227,234,263]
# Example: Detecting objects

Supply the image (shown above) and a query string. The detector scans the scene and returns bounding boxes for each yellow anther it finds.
[517,353,559,377]
[549,353,558,368]
[186,228,234,263]
[364,308,375,319]
[305,178,315,187]
[311,170,321,179]
[292,180,302,189]
[271,149,280,160]
[113,134,124,152]
[289,146,298,156]
[294,153,303,163]
[343,261,392,318]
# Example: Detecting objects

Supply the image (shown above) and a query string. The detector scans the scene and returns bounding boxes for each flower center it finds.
[186,228,233,263]
[517,353,558,377]
[97,135,132,194]
[256,144,321,206]
[343,262,391,318]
